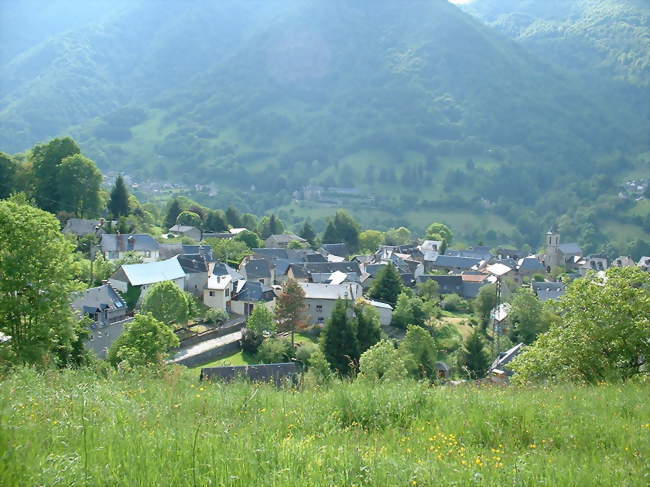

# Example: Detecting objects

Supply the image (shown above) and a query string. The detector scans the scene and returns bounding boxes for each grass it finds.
[0,367,648,486]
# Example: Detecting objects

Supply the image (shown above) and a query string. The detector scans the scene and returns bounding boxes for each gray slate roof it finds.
[63,218,110,236]
[559,243,582,255]
[518,257,545,272]
[101,234,159,252]
[489,343,525,376]
[417,275,464,294]
[432,255,482,269]
[244,260,272,279]
[321,243,350,258]
[532,281,567,302]
[71,284,126,315]
[177,254,208,274]
[232,281,274,302]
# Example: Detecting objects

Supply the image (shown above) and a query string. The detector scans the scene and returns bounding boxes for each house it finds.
[168,225,202,242]
[517,256,546,276]
[71,283,128,325]
[70,283,130,359]
[488,343,525,377]
[610,256,635,268]
[212,261,245,282]
[419,240,443,253]
[320,243,350,258]
[230,281,276,317]
[638,257,650,272]
[491,303,511,333]
[200,363,301,385]
[265,234,307,249]
[579,255,608,275]
[109,257,186,307]
[158,243,214,261]
[300,282,363,325]
[417,275,463,295]
[460,273,490,299]
[201,232,235,241]
[447,246,493,261]
[428,255,482,274]
[100,234,160,262]
[177,254,209,297]
[63,218,112,237]
[242,259,274,286]
[532,281,566,302]
[203,274,233,312]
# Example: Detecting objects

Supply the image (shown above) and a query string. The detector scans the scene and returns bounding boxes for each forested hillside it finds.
[0,0,648,250]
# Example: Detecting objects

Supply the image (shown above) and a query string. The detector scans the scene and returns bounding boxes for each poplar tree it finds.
[321,299,359,375]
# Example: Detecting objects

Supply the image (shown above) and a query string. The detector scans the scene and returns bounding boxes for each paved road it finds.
[171,330,242,363]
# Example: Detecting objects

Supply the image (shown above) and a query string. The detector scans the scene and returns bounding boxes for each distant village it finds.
[65,215,650,376]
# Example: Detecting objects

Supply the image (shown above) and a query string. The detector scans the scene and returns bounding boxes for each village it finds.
[65,215,650,381]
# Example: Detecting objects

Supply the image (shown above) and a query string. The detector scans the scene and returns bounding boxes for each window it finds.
[209,291,215,297]
[259,279,265,284]
[318,317,324,324]
[225,289,230,297]
[316,305,323,312]
[144,251,151,258]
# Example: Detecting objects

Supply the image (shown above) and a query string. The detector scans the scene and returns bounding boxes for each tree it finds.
[107,313,179,367]
[241,213,258,231]
[56,154,102,217]
[473,284,497,325]
[368,263,403,307]
[235,230,262,249]
[322,220,339,244]
[225,206,242,228]
[426,222,453,252]
[333,210,361,252]
[0,152,17,199]
[258,215,285,239]
[511,267,650,384]
[257,338,294,363]
[391,292,428,329]
[176,210,202,228]
[247,305,277,334]
[416,279,440,301]
[321,299,359,375]
[140,281,190,327]
[457,330,490,379]
[204,210,228,232]
[299,222,317,247]
[508,288,547,344]
[108,175,130,218]
[165,199,183,229]
[358,340,407,382]
[204,238,252,265]
[399,325,438,380]
[275,279,307,346]
[0,199,79,365]
[359,230,385,253]
[31,137,80,213]
[441,294,470,313]
[385,227,412,246]
[354,302,381,354]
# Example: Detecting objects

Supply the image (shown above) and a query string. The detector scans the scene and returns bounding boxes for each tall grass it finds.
[0,367,648,486]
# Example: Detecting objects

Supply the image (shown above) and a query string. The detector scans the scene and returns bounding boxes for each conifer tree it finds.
[299,222,316,247]
[164,199,183,229]
[322,220,339,244]
[368,263,403,307]
[457,329,490,379]
[321,299,359,375]
[354,303,381,354]
[108,175,130,218]
[226,206,242,228]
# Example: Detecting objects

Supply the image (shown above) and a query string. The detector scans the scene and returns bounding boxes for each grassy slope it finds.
[1,368,648,486]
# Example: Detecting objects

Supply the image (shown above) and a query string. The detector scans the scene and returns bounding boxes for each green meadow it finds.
[1,367,648,486]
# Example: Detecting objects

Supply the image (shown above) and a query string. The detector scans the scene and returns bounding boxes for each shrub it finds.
[441,294,469,313]
[206,308,229,326]
[358,340,407,383]
[241,329,264,354]
[295,341,319,366]
[256,338,295,364]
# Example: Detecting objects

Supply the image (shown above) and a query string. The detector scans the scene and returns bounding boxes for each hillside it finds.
[1,368,648,485]
[1,0,648,247]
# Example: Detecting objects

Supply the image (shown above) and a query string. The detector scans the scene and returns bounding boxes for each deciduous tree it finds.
[275,279,307,346]
[399,325,438,380]
[31,137,80,213]
[107,313,179,367]
[56,154,102,217]
[141,281,190,327]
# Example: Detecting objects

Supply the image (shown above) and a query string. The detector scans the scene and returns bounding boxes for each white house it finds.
[203,274,233,311]
[100,234,160,262]
[109,257,185,307]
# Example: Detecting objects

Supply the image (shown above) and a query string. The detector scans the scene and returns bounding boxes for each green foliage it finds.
[441,294,470,313]
[175,210,201,228]
[426,222,453,245]
[56,154,102,217]
[511,267,650,384]
[241,328,264,354]
[359,229,385,253]
[354,303,382,355]
[225,206,242,228]
[473,284,497,324]
[457,329,490,379]
[399,325,438,380]
[384,227,412,246]
[303,349,334,384]
[203,238,251,266]
[235,229,262,249]
[205,308,229,326]
[332,211,361,252]
[390,292,428,329]
[1,368,648,485]
[107,313,179,367]
[368,263,403,307]
[0,199,79,365]
[204,209,228,232]
[164,199,183,229]
[140,281,190,327]
[358,340,407,382]
[30,137,80,213]
[295,341,319,366]
[416,279,440,301]
[0,152,17,199]
[508,288,549,344]
[299,222,316,247]
[321,299,359,376]
[256,338,294,364]
[257,214,285,239]
[108,175,130,218]
[246,305,277,334]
